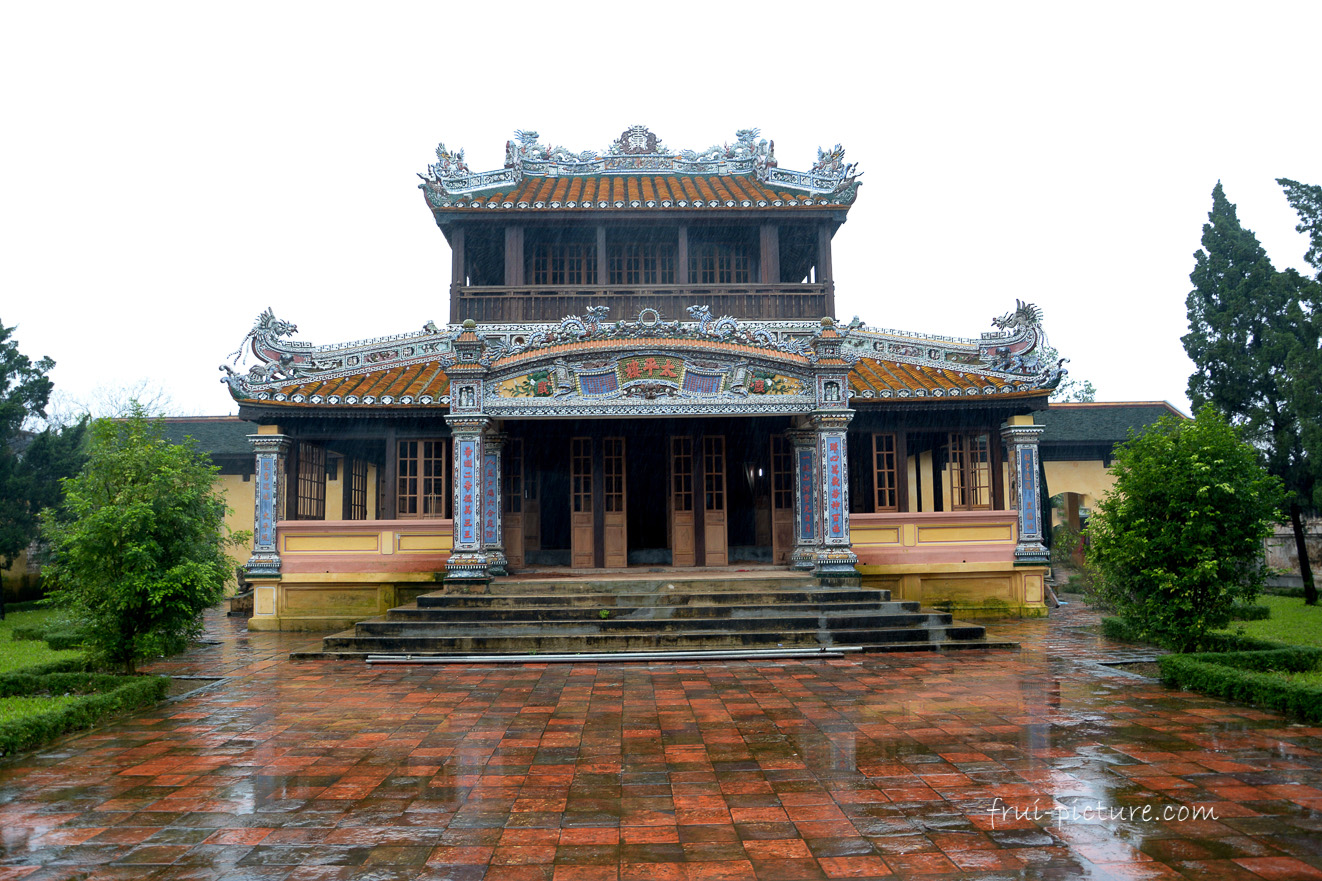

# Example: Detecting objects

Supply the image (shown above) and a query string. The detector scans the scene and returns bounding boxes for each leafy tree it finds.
[1183,183,1322,605]
[40,404,244,674]
[1086,407,1285,652]
[1278,177,1322,278]
[0,321,56,612]
[1037,345,1096,402]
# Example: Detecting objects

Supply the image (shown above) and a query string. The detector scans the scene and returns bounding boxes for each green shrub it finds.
[39,407,245,674]
[1087,407,1285,653]
[0,673,168,757]
[1101,616,1282,652]
[1229,603,1271,621]
[1159,648,1322,723]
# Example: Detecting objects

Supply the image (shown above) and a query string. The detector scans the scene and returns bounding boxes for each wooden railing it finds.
[450,283,832,323]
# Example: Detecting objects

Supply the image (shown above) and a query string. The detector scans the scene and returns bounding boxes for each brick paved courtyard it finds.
[1,603,1320,880]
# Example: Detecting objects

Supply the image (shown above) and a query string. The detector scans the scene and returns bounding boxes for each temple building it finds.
[222,126,1065,632]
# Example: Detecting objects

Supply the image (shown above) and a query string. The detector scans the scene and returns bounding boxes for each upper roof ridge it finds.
[419,126,862,209]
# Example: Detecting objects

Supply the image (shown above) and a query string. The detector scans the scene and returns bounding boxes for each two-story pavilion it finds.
[224,127,1063,631]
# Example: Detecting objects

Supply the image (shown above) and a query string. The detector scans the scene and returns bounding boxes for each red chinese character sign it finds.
[617,357,685,385]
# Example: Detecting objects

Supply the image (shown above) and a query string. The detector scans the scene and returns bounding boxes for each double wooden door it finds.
[570,436,627,569]
[669,434,728,568]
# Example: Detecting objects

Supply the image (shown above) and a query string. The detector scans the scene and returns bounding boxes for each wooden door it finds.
[670,436,695,567]
[571,437,594,568]
[502,438,525,569]
[603,437,627,568]
[703,435,728,567]
[770,435,795,565]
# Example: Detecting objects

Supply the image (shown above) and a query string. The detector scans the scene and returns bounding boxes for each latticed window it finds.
[603,437,625,513]
[530,242,597,285]
[872,433,899,512]
[704,435,725,511]
[671,436,693,512]
[398,439,449,518]
[608,242,676,285]
[690,242,752,284]
[571,438,592,513]
[295,442,326,520]
[948,432,992,510]
[347,458,368,520]
[503,438,522,515]
[771,435,794,511]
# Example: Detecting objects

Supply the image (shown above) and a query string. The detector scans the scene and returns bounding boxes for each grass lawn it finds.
[0,609,83,673]
[1218,595,1322,649]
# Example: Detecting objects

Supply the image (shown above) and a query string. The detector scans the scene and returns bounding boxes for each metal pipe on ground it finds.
[365,647,863,665]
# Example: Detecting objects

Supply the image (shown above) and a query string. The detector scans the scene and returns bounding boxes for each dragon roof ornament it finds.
[419,126,862,207]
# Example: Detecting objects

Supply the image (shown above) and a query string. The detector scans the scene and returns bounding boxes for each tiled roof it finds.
[158,417,256,460]
[246,361,452,408]
[1037,402,1188,444]
[241,353,1047,411]
[437,174,850,212]
[848,357,1049,402]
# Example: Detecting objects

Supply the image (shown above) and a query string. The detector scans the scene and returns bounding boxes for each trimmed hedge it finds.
[1229,603,1271,621]
[1100,616,1282,652]
[0,657,169,756]
[9,620,88,651]
[1159,648,1322,723]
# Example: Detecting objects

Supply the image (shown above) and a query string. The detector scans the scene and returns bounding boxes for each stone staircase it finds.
[291,573,1015,660]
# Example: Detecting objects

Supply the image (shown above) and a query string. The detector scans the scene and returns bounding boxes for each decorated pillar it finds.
[808,317,859,578]
[811,411,859,576]
[446,416,489,581]
[483,431,507,576]
[1001,417,1049,565]
[788,428,818,570]
[442,318,492,582]
[246,433,291,577]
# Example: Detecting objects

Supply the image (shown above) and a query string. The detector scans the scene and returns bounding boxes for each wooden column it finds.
[596,225,608,288]
[450,227,465,288]
[896,432,911,513]
[760,224,780,285]
[504,226,523,286]
[676,225,689,286]
[817,223,835,315]
[382,428,398,521]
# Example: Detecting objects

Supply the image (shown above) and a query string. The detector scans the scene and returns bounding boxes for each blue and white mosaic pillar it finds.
[483,432,507,577]
[811,412,859,577]
[788,429,818,570]
[446,416,491,581]
[246,433,291,577]
[1001,421,1050,565]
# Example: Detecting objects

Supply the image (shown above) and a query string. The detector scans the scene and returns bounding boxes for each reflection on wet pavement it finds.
[0,603,1317,880]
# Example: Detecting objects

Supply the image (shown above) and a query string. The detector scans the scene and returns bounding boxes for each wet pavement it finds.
[1,602,1320,880]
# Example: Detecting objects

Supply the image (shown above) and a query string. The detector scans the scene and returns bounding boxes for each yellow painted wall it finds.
[1044,459,1115,512]
[218,473,255,574]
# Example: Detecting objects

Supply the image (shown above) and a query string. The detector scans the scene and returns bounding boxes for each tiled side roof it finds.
[158,417,256,458]
[439,174,850,212]
[848,357,1049,402]
[1037,402,1188,443]
[247,362,452,408]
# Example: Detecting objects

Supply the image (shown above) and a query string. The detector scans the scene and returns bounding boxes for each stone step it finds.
[313,623,992,656]
[387,600,921,623]
[296,575,1014,661]
[474,576,821,597]
[358,611,951,638]
[417,588,892,609]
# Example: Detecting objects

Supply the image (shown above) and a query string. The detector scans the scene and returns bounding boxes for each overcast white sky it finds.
[3,2,1319,418]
